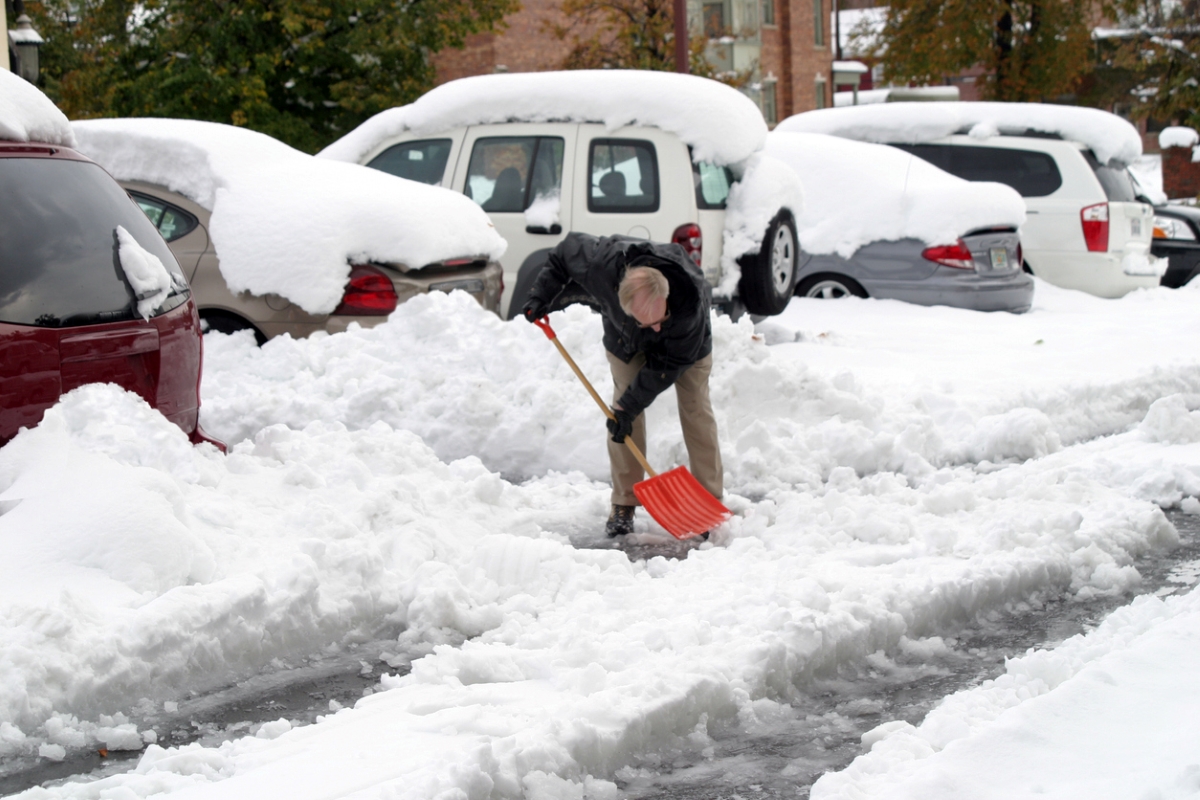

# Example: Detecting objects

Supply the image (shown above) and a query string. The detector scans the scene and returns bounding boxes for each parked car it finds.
[318,70,804,318]
[0,72,220,447]
[778,102,1162,299]
[1152,204,1200,288]
[765,131,1032,311]
[72,119,507,344]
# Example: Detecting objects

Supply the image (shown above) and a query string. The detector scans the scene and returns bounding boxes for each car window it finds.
[464,136,565,213]
[130,192,199,242]
[367,138,453,185]
[694,160,734,209]
[0,158,189,327]
[589,139,659,213]
[1082,151,1138,202]
[892,143,1064,197]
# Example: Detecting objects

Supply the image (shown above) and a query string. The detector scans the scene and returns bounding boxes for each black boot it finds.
[606,504,635,537]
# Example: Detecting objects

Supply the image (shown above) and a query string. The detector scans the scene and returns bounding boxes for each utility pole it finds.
[674,0,689,73]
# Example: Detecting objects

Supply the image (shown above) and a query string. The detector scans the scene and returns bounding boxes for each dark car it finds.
[1152,204,1200,288]
[0,143,221,448]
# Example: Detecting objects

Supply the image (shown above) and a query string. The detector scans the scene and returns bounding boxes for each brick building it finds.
[433,0,839,126]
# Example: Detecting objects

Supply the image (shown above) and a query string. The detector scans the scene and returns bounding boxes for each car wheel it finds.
[738,211,800,316]
[796,274,867,300]
[200,311,267,346]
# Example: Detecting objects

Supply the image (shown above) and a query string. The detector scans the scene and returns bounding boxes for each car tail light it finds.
[1080,202,1109,252]
[333,265,397,316]
[442,258,476,267]
[921,239,976,269]
[672,223,703,266]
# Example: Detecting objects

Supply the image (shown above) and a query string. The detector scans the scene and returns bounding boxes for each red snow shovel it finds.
[533,316,731,539]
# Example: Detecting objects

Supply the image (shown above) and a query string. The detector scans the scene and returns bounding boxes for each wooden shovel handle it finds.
[533,316,658,478]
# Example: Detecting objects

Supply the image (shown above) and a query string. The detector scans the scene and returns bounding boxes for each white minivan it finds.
[777,102,1163,298]
[320,70,804,318]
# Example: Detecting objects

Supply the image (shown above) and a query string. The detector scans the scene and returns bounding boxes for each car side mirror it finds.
[526,224,563,235]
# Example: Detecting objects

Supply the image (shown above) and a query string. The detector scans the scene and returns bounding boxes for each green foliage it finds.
[865,0,1128,102]
[546,0,718,79]
[26,0,517,152]
[1086,0,1200,128]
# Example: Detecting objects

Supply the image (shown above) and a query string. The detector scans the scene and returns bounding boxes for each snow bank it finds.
[778,101,1144,166]
[0,68,75,146]
[764,132,1025,257]
[318,70,767,167]
[811,585,1200,800]
[71,119,506,315]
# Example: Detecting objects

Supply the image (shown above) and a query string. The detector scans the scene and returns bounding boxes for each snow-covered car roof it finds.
[765,131,1026,257]
[776,101,1143,166]
[0,68,75,146]
[72,119,507,316]
[318,70,768,168]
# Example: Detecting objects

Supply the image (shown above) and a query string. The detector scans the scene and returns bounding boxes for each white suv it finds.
[778,102,1162,298]
[319,70,804,318]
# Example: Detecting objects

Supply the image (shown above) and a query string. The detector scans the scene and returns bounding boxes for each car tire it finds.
[738,211,800,316]
[200,311,267,346]
[796,274,867,300]
[507,251,598,320]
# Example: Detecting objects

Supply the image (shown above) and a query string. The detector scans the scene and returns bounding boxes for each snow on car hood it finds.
[72,118,507,315]
[777,101,1143,167]
[765,131,1026,257]
[0,68,75,146]
[317,70,768,167]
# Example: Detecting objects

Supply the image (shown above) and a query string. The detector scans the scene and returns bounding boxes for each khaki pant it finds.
[606,351,723,506]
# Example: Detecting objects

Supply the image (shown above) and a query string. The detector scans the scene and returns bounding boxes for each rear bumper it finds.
[1025,250,1160,298]
[865,270,1035,313]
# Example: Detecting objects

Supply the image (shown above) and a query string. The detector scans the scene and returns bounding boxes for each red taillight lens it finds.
[672,223,703,266]
[333,265,398,316]
[1081,202,1109,252]
[921,239,976,269]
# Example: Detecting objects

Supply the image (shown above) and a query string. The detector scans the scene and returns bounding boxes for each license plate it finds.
[1131,218,1142,237]
[989,247,1010,271]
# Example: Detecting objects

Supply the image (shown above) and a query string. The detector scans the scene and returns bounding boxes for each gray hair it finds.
[618,266,669,315]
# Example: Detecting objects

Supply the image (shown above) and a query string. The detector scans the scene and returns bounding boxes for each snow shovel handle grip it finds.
[533,316,658,478]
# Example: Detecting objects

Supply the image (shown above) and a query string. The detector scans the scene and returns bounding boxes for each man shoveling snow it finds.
[521,233,724,538]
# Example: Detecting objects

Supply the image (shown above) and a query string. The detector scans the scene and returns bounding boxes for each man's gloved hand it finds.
[607,407,634,443]
[522,295,549,322]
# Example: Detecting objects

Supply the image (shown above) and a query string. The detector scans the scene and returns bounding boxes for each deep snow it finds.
[1,280,1199,799]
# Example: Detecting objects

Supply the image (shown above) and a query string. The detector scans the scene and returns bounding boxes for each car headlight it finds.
[1152,215,1197,241]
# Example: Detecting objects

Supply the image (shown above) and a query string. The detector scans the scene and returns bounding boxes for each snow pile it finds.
[1159,125,1198,150]
[0,68,75,147]
[116,225,180,320]
[71,119,506,315]
[764,132,1025,257]
[778,101,1144,166]
[318,70,768,167]
[811,585,1200,800]
[718,153,806,294]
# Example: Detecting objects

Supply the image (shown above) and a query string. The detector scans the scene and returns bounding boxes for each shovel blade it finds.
[633,466,731,540]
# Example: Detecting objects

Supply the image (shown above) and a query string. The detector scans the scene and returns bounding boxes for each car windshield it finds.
[0,157,189,327]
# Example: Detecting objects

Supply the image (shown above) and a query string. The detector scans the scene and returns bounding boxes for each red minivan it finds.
[0,143,221,448]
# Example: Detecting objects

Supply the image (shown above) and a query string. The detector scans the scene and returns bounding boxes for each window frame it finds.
[587,138,661,214]
[813,0,824,46]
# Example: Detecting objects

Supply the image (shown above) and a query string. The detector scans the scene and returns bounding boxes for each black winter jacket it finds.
[527,233,713,418]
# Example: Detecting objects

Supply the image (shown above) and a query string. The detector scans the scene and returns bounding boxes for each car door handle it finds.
[526,224,562,235]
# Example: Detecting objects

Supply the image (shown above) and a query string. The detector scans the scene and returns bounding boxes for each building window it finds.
[815,78,827,109]
[703,2,726,38]
[762,81,778,125]
[813,0,824,46]
[762,0,775,26]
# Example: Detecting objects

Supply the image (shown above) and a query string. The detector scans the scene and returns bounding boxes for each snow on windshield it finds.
[778,101,1144,166]
[72,119,507,314]
[318,70,768,167]
[765,131,1026,257]
[0,68,75,146]
[2,280,1199,798]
